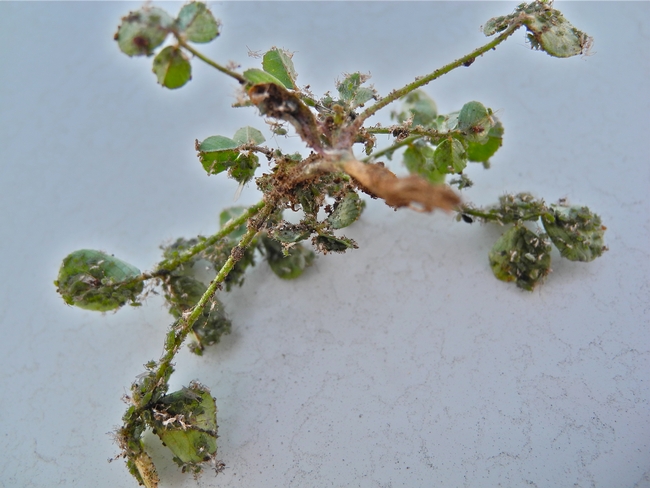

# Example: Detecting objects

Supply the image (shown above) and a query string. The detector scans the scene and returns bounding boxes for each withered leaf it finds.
[343,159,460,212]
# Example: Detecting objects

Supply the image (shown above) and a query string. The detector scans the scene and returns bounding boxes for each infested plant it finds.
[54,2,607,486]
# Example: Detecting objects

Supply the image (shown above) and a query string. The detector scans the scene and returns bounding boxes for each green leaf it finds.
[176,2,219,43]
[488,226,552,291]
[270,221,311,244]
[337,72,376,108]
[433,138,467,174]
[542,204,607,262]
[327,192,365,229]
[493,192,547,224]
[152,46,191,89]
[523,4,592,58]
[243,68,286,87]
[151,383,218,469]
[458,101,494,143]
[262,48,297,89]
[229,153,259,185]
[314,234,358,254]
[232,126,266,146]
[219,206,249,241]
[197,136,240,175]
[396,90,438,128]
[189,299,231,355]
[403,143,445,184]
[115,6,174,57]
[467,118,504,163]
[260,236,314,280]
[55,249,143,311]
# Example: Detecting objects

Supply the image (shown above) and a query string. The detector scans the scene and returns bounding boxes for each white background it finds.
[1,2,648,487]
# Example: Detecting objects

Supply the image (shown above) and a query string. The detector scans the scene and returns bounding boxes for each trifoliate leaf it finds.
[458,101,494,144]
[232,126,266,146]
[337,72,376,108]
[115,7,174,57]
[55,249,143,311]
[176,2,219,43]
[433,138,467,174]
[467,118,504,163]
[151,383,218,469]
[542,204,607,262]
[262,48,297,90]
[488,226,552,291]
[327,192,365,229]
[152,46,191,89]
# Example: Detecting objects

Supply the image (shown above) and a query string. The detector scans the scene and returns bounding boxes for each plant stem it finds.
[362,135,420,162]
[178,40,247,84]
[351,22,522,129]
[153,200,265,276]
[460,205,543,223]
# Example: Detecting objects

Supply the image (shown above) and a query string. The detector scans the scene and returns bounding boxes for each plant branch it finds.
[178,39,247,84]
[351,22,522,130]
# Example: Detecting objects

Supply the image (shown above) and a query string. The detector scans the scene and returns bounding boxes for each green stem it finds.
[352,22,522,129]
[178,40,247,84]
[362,135,420,162]
[153,200,265,276]
[122,200,273,427]
[460,206,543,223]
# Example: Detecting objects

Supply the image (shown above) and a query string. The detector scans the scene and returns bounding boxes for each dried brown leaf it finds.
[343,159,460,212]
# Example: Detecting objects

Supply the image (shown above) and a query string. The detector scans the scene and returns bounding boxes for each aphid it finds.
[461,214,474,224]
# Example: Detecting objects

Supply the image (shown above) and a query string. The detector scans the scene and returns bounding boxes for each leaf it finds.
[270,221,312,243]
[343,159,460,213]
[243,68,286,87]
[313,234,358,254]
[152,46,191,89]
[337,72,376,108]
[488,226,552,291]
[396,90,438,128]
[197,135,239,175]
[115,7,174,57]
[151,383,218,469]
[433,138,467,174]
[457,101,494,143]
[228,153,259,185]
[176,2,219,43]
[467,118,504,163]
[403,143,445,184]
[232,126,266,145]
[327,192,365,229]
[542,204,607,262]
[55,249,143,311]
[219,206,249,241]
[262,48,297,89]
[523,4,592,58]
[259,236,315,279]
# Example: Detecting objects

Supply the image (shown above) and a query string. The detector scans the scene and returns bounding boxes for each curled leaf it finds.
[262,48,297,89]
[489,225,552,291]
[542,204,607,262]
[327,191,364,229]
[343,159,460,212]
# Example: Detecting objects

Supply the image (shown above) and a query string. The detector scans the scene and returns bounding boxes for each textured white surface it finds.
[1,2,648,487]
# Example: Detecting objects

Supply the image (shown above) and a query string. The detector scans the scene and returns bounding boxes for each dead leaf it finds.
[343,159,460,212]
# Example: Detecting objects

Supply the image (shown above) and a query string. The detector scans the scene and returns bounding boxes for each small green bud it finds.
[55,249,143,311]
[115,7,174,57]
[542,204,607,262]
[489,226,552,291]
